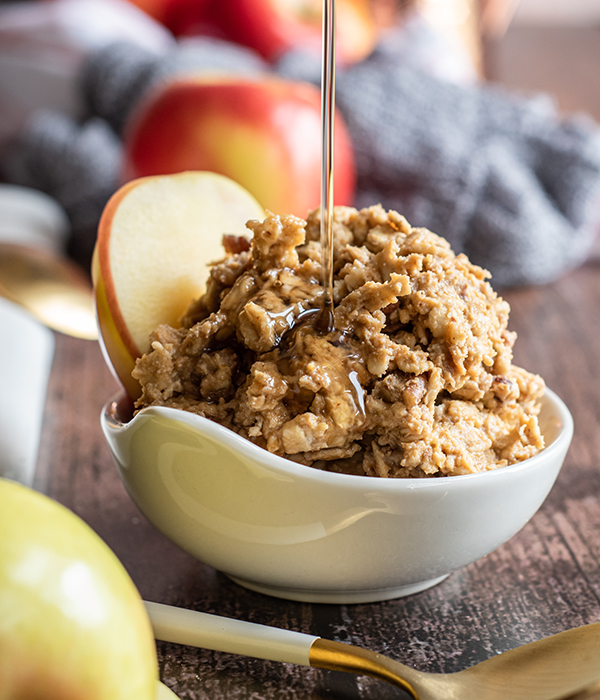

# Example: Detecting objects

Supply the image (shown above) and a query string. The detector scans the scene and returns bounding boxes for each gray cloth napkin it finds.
[278,47,600,287]
[4,37,600,287]
[2,113,122,264]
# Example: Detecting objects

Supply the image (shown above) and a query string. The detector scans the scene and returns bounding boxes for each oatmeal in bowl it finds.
[98,184,571,602]
[132,205,545,479]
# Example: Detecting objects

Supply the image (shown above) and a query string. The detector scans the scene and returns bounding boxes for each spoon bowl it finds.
[102,388,572,603]
[0,243,97,340]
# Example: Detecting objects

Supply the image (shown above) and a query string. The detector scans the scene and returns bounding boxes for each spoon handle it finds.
[145,601,318,666]
[144,601,419,697]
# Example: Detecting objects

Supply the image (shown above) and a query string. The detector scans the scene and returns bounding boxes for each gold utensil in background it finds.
[0,244,97,340]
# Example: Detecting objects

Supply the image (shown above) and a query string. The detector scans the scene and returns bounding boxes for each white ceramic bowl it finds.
[102,389,573,603]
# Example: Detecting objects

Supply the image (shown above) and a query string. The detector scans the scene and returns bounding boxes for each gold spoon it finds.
[0,243,97,340]
[145,601,600,699]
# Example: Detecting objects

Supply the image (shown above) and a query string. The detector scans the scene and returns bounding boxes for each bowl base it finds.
[227,574,450,603]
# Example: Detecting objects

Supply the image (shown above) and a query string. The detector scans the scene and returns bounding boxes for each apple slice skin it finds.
[93,247,141,401]
[122,76,356,219]
[93,178,143,399]
[94,171,265,400]
[0,478,158,699]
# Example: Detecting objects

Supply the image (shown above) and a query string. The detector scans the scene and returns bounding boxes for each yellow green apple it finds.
[156,682,180,699]
[122,75,356,220]
[92,171,265,399]
[0,477,159,699]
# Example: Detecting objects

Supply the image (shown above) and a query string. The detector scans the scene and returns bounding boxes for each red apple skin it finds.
[122,76,356,219]
[124,0,375,64]
[123,0,209,31]
[93,241,141,401]
[122,0,170,22]
[206,0,376,65]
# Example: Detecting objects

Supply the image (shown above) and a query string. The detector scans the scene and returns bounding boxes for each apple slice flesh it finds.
[93,171,265,399]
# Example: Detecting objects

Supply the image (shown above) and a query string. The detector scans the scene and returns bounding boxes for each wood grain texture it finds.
[35,255,600,699]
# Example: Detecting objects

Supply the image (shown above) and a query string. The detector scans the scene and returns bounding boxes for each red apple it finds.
[122,75,356,220]
[124,0,375,64]
[124,0,213,36]
[192,0,376,66]
[0,477,159,699]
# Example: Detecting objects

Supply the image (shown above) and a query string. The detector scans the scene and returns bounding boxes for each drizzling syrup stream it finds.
[276,3,366,423]
[316,0,336,333]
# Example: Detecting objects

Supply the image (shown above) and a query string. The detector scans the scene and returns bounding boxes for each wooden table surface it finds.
[34,253,600,700]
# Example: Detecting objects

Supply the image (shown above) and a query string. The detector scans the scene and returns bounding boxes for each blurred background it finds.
[0,0,599,291]
[491,0,600,120]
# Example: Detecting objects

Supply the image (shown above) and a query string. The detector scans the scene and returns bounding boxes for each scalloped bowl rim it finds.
[106,386,573,489]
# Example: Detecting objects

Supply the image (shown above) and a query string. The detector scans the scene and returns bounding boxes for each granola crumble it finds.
[133,205,545,477]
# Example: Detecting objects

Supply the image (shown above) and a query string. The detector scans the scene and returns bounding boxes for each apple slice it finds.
[93,171,265,399]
